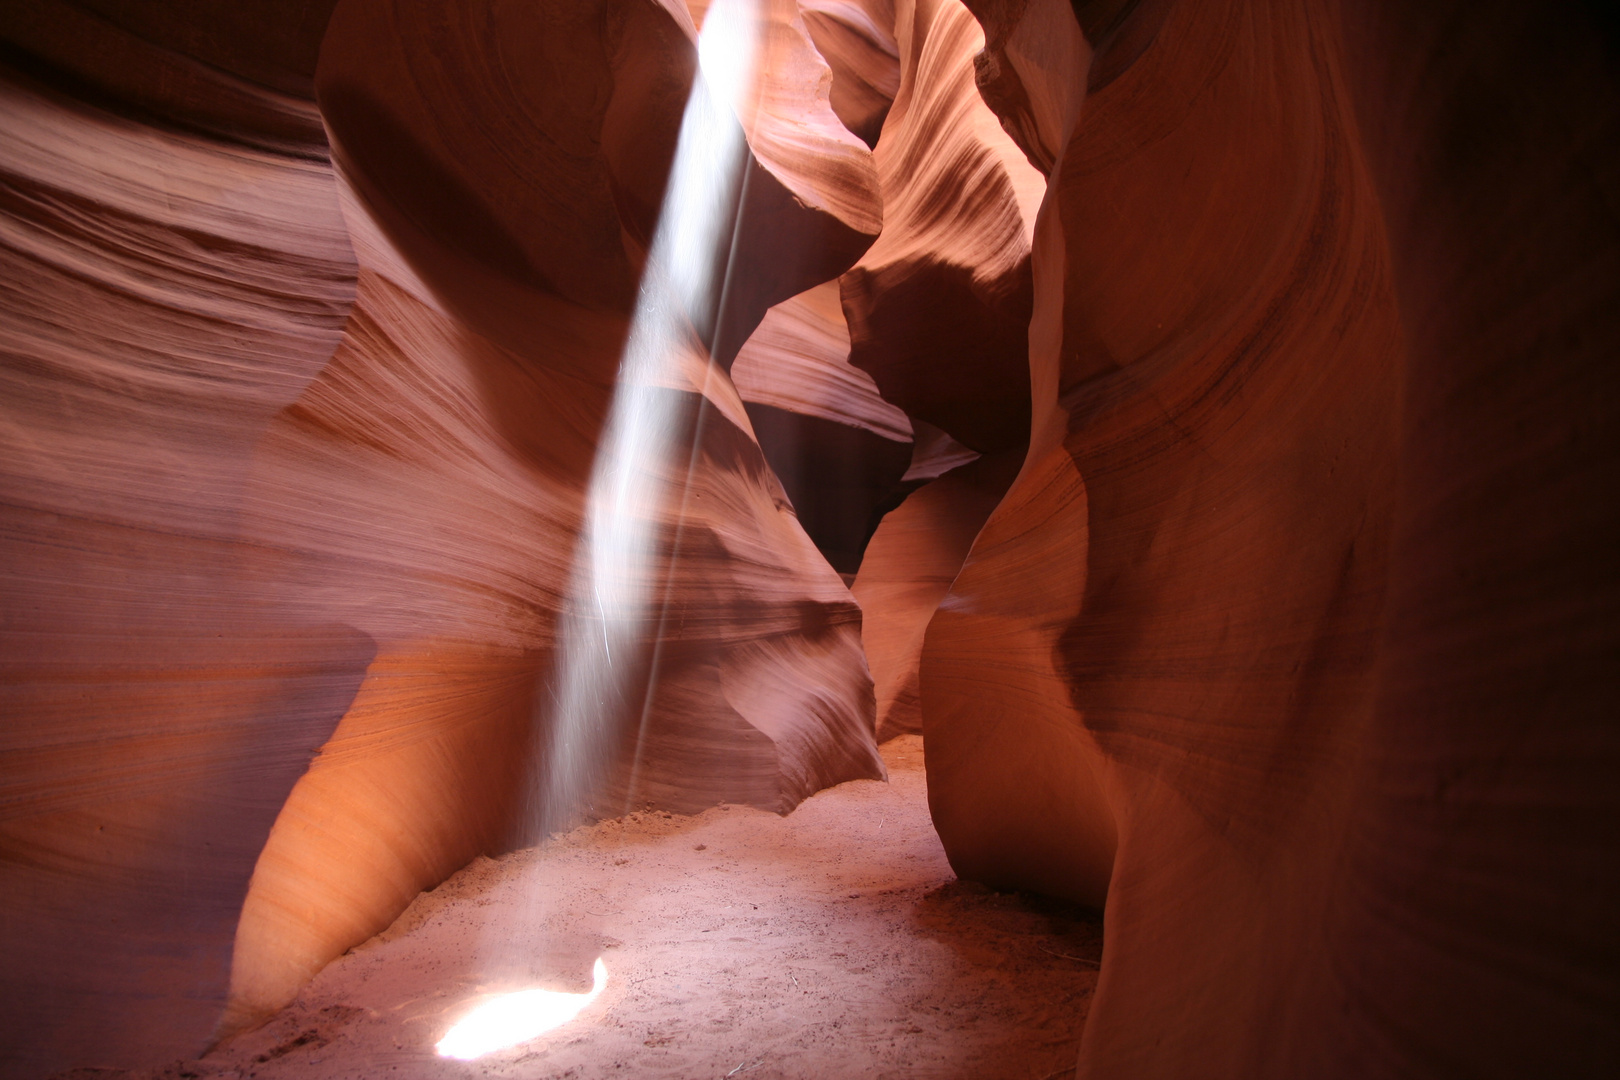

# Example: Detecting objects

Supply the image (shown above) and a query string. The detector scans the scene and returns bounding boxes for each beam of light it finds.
[439,3,763,1059]
[537,0,763,831]
[435,958,608,1060]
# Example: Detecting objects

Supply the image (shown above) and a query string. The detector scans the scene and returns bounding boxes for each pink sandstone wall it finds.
[1,0,1615,1076]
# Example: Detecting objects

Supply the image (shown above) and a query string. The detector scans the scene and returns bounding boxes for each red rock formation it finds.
[922,0,1619,1077]
[853,449,1020,738]
[1305,5,1620,1074]
[2,0,886,1071]
[800,0,902,146]
[225,189,883,1027]
[834,0,1046,739]
[731,282,915,573]
[732,281,910,444]
[839,0,1045,455]
[4,0,1615,1076]
[0,0,338,155]
[234,0,893,1039]
[0,51,367,1074]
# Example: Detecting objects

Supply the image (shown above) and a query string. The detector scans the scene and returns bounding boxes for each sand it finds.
[90,737,1101,1080]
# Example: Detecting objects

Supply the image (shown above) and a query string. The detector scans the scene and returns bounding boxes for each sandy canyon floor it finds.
[85,737,1102,1080]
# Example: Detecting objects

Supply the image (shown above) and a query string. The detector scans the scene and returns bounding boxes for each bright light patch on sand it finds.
[462,5,761,1058]
[436,959,608,1060]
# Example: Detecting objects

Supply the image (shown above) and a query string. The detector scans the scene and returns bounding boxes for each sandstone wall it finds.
[916,0,1620,1076]
[3,0,1614,1075]
[0,1,887,1072]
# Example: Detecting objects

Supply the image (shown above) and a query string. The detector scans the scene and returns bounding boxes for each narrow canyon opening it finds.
[2,1,1616,1079]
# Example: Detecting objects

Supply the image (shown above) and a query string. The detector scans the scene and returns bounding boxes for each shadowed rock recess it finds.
[1,0,1615,1077]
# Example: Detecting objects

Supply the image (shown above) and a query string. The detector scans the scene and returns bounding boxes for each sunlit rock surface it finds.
[832,0,1047,739]
[800,0,902,147]
[1,0,884,1072]
[839,0,1045,456]
[226,180,882,1031]
[2,0,1615,1077]
[681,0,885,362]
[730,281,914,572]
[731,280,910,443]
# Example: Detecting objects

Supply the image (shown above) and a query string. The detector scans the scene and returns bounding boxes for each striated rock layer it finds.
[731,281,915,573]
[226,182,883,1031]
[1,0,886,1072]
[839,0,1044,737]
[800,0,902,147]
[853,449,1020,739]
[4,0,1614,1076]
[839,0,1045,455]
[919,0,1620,1076]
[0,61,367,1076]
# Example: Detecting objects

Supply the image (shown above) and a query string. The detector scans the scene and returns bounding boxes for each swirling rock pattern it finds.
[800,0,902,147]
[926,0,1620,1077]
[225,187,883,1030]
[731,281,910,444]
[0,0,339,154]
[3,0,1615,1077]
[731,281,914,573]
[832,0,1047,746]
[0,59,365,1076]
[852,449,1020,739]
[2,0,885,1071]
[839,0,1045,455]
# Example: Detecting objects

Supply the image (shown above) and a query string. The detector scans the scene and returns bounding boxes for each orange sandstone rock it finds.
[800,0,902,146]
[0,60,365,1076]
[929,2,1620,1079]
[840,0,1045,454]
[2,0,887,1069]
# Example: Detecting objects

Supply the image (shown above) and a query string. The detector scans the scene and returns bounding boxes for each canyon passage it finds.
[2,0,1616,1078]
[145,737,1104,1080]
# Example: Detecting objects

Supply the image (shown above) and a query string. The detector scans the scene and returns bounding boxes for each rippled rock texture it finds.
[839,0,1043,738]
[919,0,1618,1077]
[2,0,1616,1077]
[2,1,886,1074]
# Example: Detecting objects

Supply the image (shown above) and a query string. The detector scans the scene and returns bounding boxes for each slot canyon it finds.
[1,0,1616,1077]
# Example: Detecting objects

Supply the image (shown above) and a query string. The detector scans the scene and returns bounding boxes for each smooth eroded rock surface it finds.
[924,1,1620,1077]
[3,2,888,1071]
[839,0,1045,455]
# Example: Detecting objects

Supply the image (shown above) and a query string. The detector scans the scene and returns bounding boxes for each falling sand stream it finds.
[92,737,1102,1080]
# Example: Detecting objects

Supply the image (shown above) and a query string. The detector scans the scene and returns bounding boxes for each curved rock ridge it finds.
[852,449,1020,739]
[225,176,881,1033]
[694,0,885,363]
[315,0,680,349]
[318,0,880,373]
[230,5,890,1045]
[901,418,981,481]
[840,0,1046,454]
[922,0,1620,1077]
[2,1,887,1070]
[800,0,902,146]
[827,0,1045,742]
[0,0,339,154]
[0,66,365,1078]
[732,281,910,443]
[730,280,915,573]
[960,0,1095,173]
[934,0,1407,1053]
[5,0,1615,1076]
[683,2,911,579]
[723,0,884,237]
